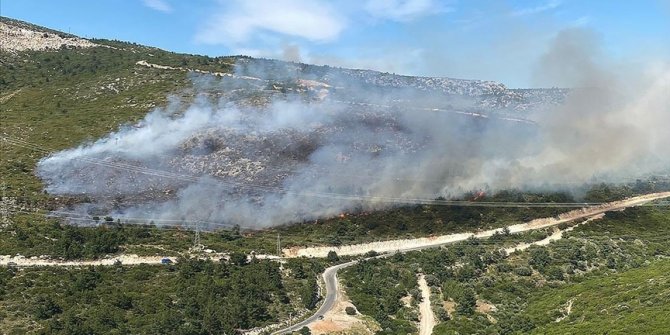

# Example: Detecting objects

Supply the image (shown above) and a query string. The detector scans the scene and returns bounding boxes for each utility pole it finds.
[0,182,8,227]
[192,221,204,253]
[277,233,281,257]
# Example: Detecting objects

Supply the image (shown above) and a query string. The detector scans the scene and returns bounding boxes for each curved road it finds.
[273,260,358,334]
[273,192,670,334]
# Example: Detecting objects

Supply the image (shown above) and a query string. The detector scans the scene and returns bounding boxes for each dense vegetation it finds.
[0,256,330,334]
[341,257,419,334]
[340,205,670,334]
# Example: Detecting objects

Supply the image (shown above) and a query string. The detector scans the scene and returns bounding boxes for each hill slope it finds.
[1,16,570,230]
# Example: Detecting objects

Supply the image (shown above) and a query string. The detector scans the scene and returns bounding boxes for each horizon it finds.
[2,0,669,89]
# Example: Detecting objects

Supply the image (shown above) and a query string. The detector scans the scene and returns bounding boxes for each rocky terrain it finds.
[233,57,567,112]
[0,18,97,52]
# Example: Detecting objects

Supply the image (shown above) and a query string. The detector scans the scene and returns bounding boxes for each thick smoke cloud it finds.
[527,28,670,184]
[37,28,670,229]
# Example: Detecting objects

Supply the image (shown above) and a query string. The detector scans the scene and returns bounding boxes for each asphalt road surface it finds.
[273,260,358,334]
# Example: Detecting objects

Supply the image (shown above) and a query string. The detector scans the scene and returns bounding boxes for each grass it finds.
[527,258,670,335]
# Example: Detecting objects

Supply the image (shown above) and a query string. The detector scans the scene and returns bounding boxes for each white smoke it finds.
[36,28,670,229]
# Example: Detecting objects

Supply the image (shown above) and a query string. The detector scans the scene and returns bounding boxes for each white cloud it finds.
[365,0,449,22]
[195,0,346,45]
[142,0,172,13]
[511,0,561,17]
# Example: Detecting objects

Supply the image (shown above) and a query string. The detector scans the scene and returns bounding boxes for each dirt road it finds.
[418,274,436,335]
[272,191,670,334]
[284,192,670,258]
[0,254,170,267]
[504,213,605,254]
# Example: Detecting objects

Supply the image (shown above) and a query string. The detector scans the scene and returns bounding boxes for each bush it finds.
[496,263,512,273]
[514,266,533,276]
[34,296,62,319]
[529,247,551,270]
[425,274,440,286]
[436,308,450,321]
[327,250,339,262]
[300,279,319,309]
[456,287,477,316]
[409,288,422,303]
[545,266,565,281]
[498,313,535,334]
[345,306,357,315]
[228,252,247,266]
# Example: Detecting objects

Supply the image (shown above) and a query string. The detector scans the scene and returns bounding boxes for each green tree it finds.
[529,247,551,270]
[229,252,248,266]
[545,266,565,281]
[327,250,339,262]
[457,287,477,316]
[34,295,62,319]
[300,278,319,309]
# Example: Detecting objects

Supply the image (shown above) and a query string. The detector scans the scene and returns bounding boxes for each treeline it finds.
[4,221,163,259]
[0,257,294,334]
[278,190,575,248]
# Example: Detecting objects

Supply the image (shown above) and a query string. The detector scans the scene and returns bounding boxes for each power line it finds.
[3,136,670,227]
[1,136,623,207]
[7,198,670,233]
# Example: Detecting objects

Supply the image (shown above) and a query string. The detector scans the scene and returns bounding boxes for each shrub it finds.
[34,296,62,319]
[496,263,512,273]
[327,250,339,262]
[529,247,551,270]
[229,252,247,266]
[545,266,565,281]
[436,308,451,321]
[514,266,532,276]
[345,306,357,315]
[456,287,477,316]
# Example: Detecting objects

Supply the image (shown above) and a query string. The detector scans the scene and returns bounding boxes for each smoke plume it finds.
[36,28,670,229]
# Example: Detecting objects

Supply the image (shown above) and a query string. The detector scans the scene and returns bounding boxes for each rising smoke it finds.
[36,28,670,229]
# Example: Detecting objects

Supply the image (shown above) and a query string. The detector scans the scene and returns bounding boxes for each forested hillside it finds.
[2,17,669,335]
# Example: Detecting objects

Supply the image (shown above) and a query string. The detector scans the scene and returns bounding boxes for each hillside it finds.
[1,16,571,231]
[1,17,669,335]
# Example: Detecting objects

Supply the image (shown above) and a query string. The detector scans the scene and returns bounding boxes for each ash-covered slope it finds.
[20,19,669,229]
[38,94,492,228]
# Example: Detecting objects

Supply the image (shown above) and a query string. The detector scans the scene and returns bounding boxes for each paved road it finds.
[273,260,358,334]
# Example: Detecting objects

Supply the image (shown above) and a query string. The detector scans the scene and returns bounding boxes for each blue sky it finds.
[2,0,669,88]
